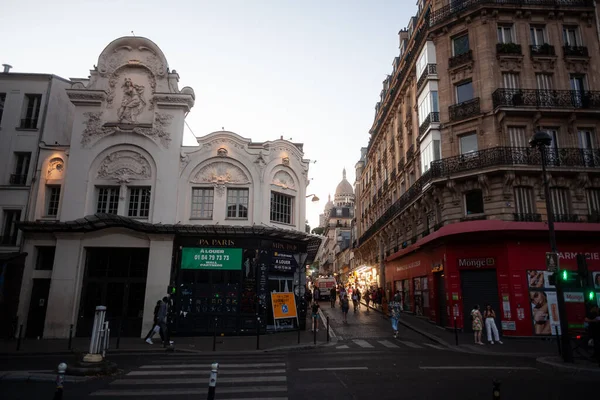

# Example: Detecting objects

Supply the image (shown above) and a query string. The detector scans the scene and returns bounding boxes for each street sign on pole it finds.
[546,252,559,272]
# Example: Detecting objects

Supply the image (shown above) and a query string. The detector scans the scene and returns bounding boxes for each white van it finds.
[314,277,337,300]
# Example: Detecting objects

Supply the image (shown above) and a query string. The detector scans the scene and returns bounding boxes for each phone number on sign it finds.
[194,254,230,261]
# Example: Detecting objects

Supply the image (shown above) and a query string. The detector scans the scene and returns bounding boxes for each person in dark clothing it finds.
[157,296,173,347]
[330,287,337,308]
[311,301,320,332]
[144,300,165,344]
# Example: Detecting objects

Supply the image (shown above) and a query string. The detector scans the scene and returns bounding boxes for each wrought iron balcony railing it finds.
[418,112,440,136]
[19,118,38,129]
[514,213,542,222]
[449,98,480,122]
[449,50,473,69]
[554,214,581,223]
[492,89,600,110]
[587,213,600,223]
[417,64,437,91]
[530,44,556,57]
[496,42,522,55]
[357,146,600,247]
[9,174,27,185]
[430,0,594,27]
[563,45,589,57]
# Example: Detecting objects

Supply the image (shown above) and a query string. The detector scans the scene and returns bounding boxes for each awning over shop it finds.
[17,213,322,264]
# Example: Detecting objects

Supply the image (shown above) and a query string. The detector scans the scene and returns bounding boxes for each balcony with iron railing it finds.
[417,64,438,92]
[492,89,600,110]
[530,44,556,57]
[514,213,542,222]
[357,146,600,247]
[418,112,440,137]
[449,98,480,122]
[496,42,522,56]
[448,50,473,69]
[563,45,589,57]
[430,0,594,27]
[9,174,28,185]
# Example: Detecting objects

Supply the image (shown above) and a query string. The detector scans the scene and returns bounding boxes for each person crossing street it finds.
[330,286,337,308]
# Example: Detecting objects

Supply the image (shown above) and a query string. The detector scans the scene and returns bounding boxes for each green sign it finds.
[181,248,243,270]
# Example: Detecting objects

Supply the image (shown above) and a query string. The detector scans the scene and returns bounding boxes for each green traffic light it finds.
[589,291,595,301]
[561,270,568,280]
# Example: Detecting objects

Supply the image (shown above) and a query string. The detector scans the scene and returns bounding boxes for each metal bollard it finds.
[16,324,23,351]
[492,380,501,399]
[207,362,219,400]
[53,362,67,400]
[68,324,73,350]
[454,317,459,346]
[327,316,330,342]
[256,316,260,350]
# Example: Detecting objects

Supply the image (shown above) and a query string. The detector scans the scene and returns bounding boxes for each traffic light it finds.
[168,285,176,295]
[561,270,568,281]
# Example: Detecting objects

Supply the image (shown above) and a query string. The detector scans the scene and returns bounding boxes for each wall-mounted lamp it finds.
[306,194,320,202]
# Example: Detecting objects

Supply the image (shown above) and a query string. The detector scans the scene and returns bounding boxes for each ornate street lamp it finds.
[306,194,320,202]
[529,130,573,363]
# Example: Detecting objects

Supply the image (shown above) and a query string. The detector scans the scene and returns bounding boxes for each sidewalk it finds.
[362,301,557,357]
[0,315,337,357]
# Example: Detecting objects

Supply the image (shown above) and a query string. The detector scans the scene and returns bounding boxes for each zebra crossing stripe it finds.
[139,362,285,369]
[377,340,399,348]
[91,386,288,396]
[398,340,423,349]
[353,339,374,348]
[423,343,446,350]
[336,345,349,349]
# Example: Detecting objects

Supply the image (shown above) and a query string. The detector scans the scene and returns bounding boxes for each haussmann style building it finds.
[354,0,600,337]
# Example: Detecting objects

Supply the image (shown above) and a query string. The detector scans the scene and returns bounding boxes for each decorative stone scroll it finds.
[47,158,65,179]
[190,162,251,197]
[96,150,152,185]
[272,171,296,190]
[81,112,173,148]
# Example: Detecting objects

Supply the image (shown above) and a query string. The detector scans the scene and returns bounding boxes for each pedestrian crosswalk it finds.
[334,338,450,351]
[89,353,289,399]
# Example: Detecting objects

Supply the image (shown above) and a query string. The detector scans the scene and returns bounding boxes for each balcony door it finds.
[578,129,598,166]
[570,75,586,107]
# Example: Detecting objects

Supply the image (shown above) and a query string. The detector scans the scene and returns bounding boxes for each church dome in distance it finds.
[335,168,354,196]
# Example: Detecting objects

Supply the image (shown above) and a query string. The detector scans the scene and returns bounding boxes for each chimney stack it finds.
[2,64,12,73]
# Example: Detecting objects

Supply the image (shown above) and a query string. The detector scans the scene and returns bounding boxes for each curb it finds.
[536,356,600,377]
[0,371,91,383]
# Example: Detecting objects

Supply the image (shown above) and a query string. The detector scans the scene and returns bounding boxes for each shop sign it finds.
[564,292,584,303]
[558,252,599,261]
[198,239,236,247]
[396,260,421,272]
[270,252,298,273]
[501,321,516,331]
[271,293,298,319]
[457,257,495,269]
[545,252,559,272]
[181,247,243,270]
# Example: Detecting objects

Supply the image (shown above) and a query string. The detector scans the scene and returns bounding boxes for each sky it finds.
[1,0,415,229]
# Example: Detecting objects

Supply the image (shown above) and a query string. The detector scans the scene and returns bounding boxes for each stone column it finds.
[141,235,174,337]
[44,234,83,338]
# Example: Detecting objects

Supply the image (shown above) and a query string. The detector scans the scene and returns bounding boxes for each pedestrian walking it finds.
[471,304,484,345]
[330,286,336,308]
[341,294,350,324]
[144,300,165,344]
[311,301,320,332]
[356,289,362,310]
[365,289,371,311]
[352,287,359,313]
[389,292,402,338]
[157,296,174,348]
[484,305,503,344]
[313,285,320,303]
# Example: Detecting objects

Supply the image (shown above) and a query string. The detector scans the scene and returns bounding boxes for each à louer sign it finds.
[181,247,243,270]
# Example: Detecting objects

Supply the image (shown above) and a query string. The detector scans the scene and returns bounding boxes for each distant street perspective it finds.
[2,0,600,399]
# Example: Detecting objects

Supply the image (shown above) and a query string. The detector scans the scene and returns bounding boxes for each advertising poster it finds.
[593,271,600,289]
[527,270,555,289]
[270,251,298,274]
[181,248,243,270]
[530,290,560,335]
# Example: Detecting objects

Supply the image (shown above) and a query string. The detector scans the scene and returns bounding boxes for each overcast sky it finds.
[1,0,415,229]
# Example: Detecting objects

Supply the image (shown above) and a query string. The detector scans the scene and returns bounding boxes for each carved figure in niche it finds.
[217,147,228,157]
[118,78,147,124]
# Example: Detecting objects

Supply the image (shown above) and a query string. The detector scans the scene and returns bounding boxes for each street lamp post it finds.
[529,130,573,363]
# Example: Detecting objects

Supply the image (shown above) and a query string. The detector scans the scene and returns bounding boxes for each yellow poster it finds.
[271,293,298,320]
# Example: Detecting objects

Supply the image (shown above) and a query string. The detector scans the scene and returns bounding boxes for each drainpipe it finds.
[20,75,54,251]
[595,1,600,45]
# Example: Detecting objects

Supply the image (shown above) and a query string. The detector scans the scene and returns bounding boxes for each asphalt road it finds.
[0,306,596,399]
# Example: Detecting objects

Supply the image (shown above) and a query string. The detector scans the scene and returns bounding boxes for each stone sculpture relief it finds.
[118,78,147,123]
[272,171,296,190]
[217,147,228,157]
[191,162,251,197]
[97,150,152,184]
[46,158,65,179]
[81,111,173,148]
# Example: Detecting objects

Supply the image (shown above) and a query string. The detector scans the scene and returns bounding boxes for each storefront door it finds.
[460,269,501,333]
[435,272,447,327]
[77,248,148,337]
[25,279,50,338]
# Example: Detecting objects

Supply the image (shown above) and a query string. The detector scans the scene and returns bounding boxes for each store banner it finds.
[271,293,298,319]
[181,247,243,270]
[270,251,298,273]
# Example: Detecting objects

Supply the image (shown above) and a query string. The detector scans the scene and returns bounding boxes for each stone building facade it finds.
[354,0,600,336]
[14,36,319,339]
